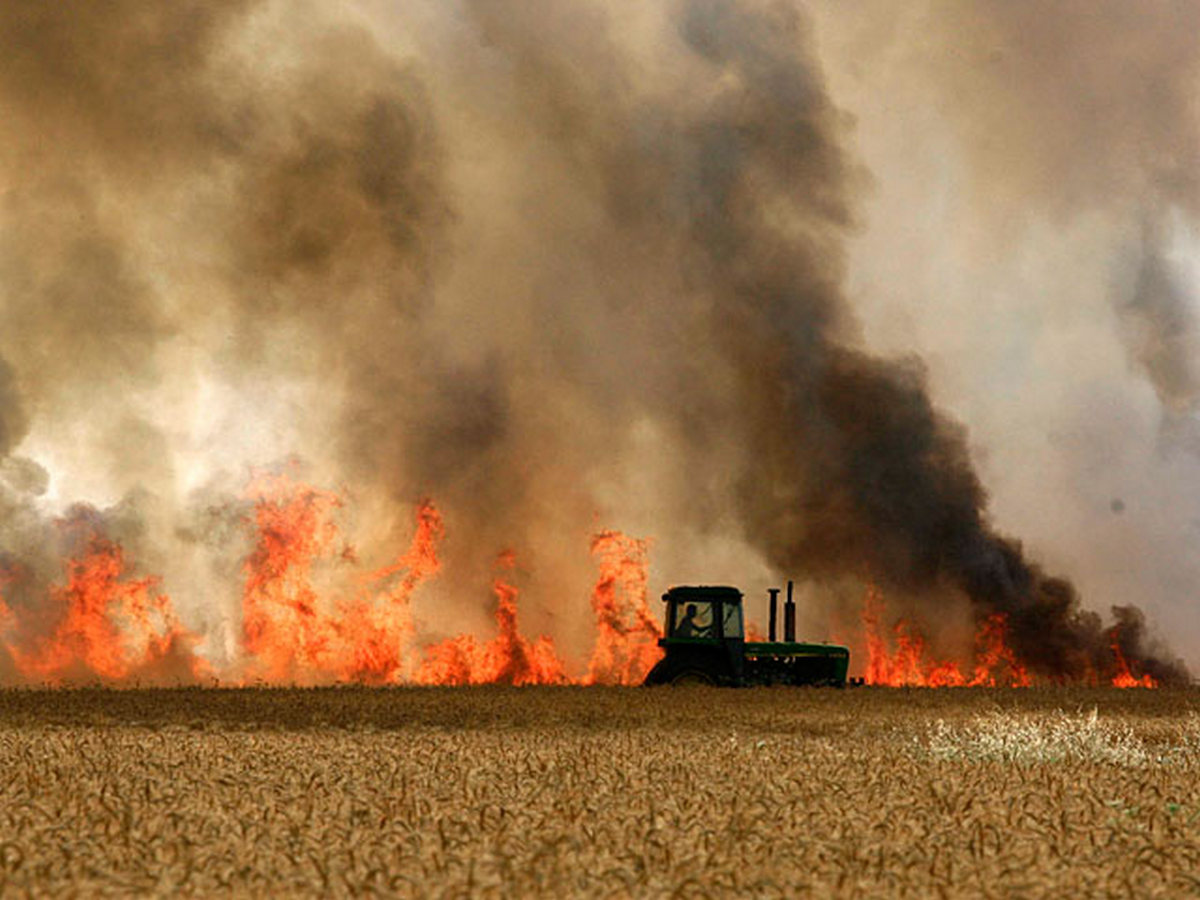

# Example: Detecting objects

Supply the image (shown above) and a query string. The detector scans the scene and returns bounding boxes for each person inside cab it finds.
[675,602,713,639]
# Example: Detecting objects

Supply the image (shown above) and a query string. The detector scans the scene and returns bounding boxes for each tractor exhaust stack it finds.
[768,588,780,642]
[784,580,796,642]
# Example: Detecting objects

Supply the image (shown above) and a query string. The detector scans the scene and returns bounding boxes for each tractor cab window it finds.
[672,600,714,639]
[722,602,743,640]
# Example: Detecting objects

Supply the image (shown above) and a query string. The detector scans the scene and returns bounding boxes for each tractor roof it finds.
[661,585,743,603]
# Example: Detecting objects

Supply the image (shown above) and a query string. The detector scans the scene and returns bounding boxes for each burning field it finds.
[0,0,1197,687]
[0,465,1175,688]
[0,468,658,686]
[5,1,1200,893]
[1,686,1200,896]
[0,0,1196,688]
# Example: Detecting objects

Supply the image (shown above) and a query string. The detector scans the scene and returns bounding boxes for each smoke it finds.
[809,0,1200,677]
[452,0,1188,680]
[905,1,1200,436]
[0,0,1191,682]
[0,358,27,459]
[1119,223,1200,416]
[0,0,454,672]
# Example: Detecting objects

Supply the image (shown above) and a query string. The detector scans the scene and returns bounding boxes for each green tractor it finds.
[642,583,851,687]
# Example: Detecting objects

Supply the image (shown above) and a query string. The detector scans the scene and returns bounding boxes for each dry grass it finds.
[0,687,1199,897]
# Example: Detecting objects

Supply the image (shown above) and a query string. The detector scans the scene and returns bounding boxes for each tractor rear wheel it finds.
[670,669,715,686]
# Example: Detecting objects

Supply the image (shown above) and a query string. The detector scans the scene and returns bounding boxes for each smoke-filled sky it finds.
[0,0,1196,677]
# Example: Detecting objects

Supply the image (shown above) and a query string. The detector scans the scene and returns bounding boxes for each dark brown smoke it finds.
[0,0,1189,681]
[466,0,1187,681]
[683,1,1188,682]
[809,0,1200,677]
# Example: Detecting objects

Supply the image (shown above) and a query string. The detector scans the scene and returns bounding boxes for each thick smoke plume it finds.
[809,0,1200,679]
[0,0,1190,682]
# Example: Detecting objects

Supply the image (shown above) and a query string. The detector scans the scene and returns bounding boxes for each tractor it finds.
[642,583,851,686]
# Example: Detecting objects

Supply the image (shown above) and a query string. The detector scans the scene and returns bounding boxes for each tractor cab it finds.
[666,589,742,641]
[644,586,747,685]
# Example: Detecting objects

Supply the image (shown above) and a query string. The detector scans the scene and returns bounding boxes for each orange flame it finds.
[6,537,206,684]
[0,569,14,637]
[335,499,443,684]
[583,530,661,685]
[0,479,1169,692]
[240,473,348,681]
[861,587,1030,687]
[1110,631,1156,688]
[240,472,444,684]
[969,614,1033,687]
[416,552,568,685]
[238,475,654,686]
[0,487,1172,691]
[0,474,656,686]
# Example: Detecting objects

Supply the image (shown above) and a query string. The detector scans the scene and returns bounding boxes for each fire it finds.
[0,569,14,635]
[416,552,568,685]
[334,498,444,684]
[861,587,1030,687]
[1110,632,1156,688]
[860,588,1161,688]
[583,530,660,685]
[969,615,1033,687]
[235,474,653,686]
[5,471,1157,690]
[3,536,206,684]
[240,473,348,681]
[239,472,449,684]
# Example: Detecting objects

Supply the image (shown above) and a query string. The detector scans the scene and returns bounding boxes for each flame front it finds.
[0,474,657,686]
[583,530,661,685]
[861,587,1154,688]
[239,474,571,686]
[0,475,1164,688]
[3,537,207,684]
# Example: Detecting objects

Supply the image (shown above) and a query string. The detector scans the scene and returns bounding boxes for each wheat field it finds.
[0,687,1198,897]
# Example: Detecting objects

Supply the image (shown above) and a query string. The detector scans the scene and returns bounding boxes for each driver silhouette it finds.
[676,603,710,638]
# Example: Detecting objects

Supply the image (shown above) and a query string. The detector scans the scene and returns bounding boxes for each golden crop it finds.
[0,687,1198,897]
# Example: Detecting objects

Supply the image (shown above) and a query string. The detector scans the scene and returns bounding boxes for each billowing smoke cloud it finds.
[0,0,1190,682]
[1120,225,1200,416]
[904,1,1200,434]
[810,0,1200,676]
[0,0,457,671]
[451,0,1187,680]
